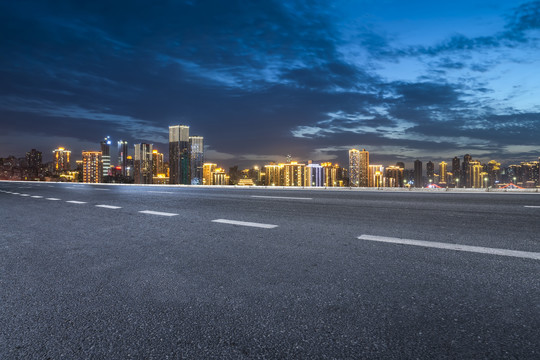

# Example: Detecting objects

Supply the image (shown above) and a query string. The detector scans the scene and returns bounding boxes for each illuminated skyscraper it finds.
[82,151,102,183]
[439,161,447,185]
[306,164,324,187]
[100,136,112,177]
[386,166,403,187]
[414,160,422,188]
[467,160,483,188]
[117,140,128,176]
[369,165,384,187]
[189,136,204,185]
[321,162,337,187]
[203,163,217,185]
[283,162,305,186]
[264,163,282,186]
[152,149,164,176]
[53,147,71,173]
[169,125,190,184]
[134,143,153,184]
[349,149,360,187]
[462,154,472,184]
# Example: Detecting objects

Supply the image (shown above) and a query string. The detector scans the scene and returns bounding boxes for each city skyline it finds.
[1,1,540,167]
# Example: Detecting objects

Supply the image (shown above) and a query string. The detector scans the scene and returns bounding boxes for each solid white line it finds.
[357,235,540,261]
[95,204,122,209]
[31,196,43,198]
[212,219,278,229]
[524,205,540,208]
[66,200,87,204]
[147,191,174,194]
[46,198,61,201]
[139,210,178,216]
[250,195,313,200]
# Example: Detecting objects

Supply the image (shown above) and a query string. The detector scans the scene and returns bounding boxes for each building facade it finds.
[169,125,190,184]
[82,151,102,183]
[134,143,153,184]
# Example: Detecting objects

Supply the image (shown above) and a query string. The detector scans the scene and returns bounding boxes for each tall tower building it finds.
[53,147,71,173]
[283,162,305,186]
[358,149,369,187]
[189,136,204,185]
[117,140,128,176]
[349,149,360,187]
[134,143,153,184]
[369,165,384,187]
[152,149,164,176]
[169,125,190,184]
[203,163,217,185]
[426,161,435,185]
[468,161,483,188]
[439,161,447,185]
[452,156,461,186]
[100,136,111,177]
[462,154,472,185]
[26,149,42,177]
[82,151,102,183]
[264,163,282,186]
[414,160,422,188]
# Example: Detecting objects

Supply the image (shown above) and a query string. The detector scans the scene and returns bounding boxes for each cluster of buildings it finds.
[1,138,539,189]
[348,148,540,188]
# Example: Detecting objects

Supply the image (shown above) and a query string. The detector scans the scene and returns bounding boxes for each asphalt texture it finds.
[1,181,539,359]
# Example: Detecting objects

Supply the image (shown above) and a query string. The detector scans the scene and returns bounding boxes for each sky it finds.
[1,0,540,167]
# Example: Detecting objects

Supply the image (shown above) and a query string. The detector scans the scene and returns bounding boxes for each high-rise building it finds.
[386,166,403,187]
[414,160,422,188]
[264,163,281,186]
[439,161,447,186]
[306,164,324,187]
[189,136,204,185]
[169,125,190,184]
[53,147,71,173]
[203,163,217,185]
[321,162,337,187]
[82,151,102,183]
[369,165,384,187]
[426,161,434,185]
[467,160,483,188]
[462,154,472,184]
[213,168,228,185]
[283,162,305,186]
[26,149,42,177]
[452,156,461,186]
[358,149,369,187]
[152,149,164,176]
[134,143,153,184]
[349,149,360,187]
[117,140,128,176]
[100,136,112,178]
[487,160,501,187]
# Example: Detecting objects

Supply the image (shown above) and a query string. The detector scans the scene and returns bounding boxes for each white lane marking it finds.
[20,194,30,197]
[11,192,20,195]
[66,200,87,204]
[524,205,540,208]
[358,235,540,261]
[46,198,61,201]
[94,188,110,191]
[139,210,178,217]
[95,205,122,209]
[212,219,278,229]
[147,191,174,194]
[31,196,43,198]
[251,195,313,200]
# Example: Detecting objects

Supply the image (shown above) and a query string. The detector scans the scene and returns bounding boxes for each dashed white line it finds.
[94,188,110,191]
[11,192,20,195]
[31,196,43,198]
[250,195,313,200]
[46,198,61,201]
[19,194,30,197]
[95,204,122,209]
[357,235,540,261]
[212,219,278,229]
[524,205,540,208]
[66,200,87,204]
[139,210,178,216]
[147,191,174,194]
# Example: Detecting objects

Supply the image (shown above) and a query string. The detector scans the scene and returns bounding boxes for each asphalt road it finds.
[1,181,539,359]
